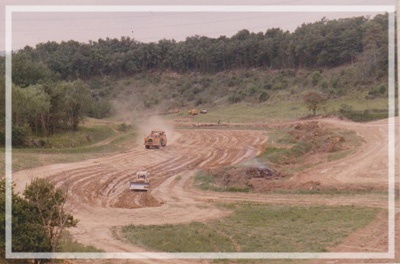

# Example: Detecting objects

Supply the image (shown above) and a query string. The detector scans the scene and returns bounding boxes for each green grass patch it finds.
[57,231,103,253]
[194,171,250,193]
[259,142,311,165]
[175,175,182,181]
[327,150,352,162]
[0,123,138,173]
[46,125,115,148]
[110,130,137,146]
[166,94,391,124]
[270,188,388,196]
[195,171,218,191]
[121,222,236,252]
[340,108,389,122]
[177,99,307,123]
[329,97,395,122]
[119,204,379,252]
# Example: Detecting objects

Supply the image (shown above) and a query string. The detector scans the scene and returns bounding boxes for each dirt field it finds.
[11,117,399,262]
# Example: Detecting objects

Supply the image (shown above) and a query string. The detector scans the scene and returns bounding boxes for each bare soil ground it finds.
[11,117,399,263]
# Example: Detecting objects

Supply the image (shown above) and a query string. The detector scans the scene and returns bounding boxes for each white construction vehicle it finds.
[129,170,150,191]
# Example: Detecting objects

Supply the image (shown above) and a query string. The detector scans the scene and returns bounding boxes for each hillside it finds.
[103,64,389,122]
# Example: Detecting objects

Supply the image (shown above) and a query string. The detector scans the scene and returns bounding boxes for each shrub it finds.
[366,84,387,99]
[259,91,270,102]
[12,125,31,147]
[311,71,321,86]
[228,92,245,103]
[303,91,327,116]
[117,123,132,132]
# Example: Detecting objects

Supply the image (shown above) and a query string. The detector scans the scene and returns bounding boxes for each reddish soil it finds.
[12,117,399,263]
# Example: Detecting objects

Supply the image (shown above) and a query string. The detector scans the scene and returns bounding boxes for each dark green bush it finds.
[12,125,31,146]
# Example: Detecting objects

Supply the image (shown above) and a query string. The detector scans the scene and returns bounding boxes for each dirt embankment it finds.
[202,119,386,193]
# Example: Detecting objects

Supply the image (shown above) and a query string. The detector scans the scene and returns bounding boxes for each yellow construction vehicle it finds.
[144,130,167,149]
[188,109,199,115]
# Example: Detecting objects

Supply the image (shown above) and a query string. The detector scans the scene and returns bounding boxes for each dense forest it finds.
[8,14,388,80]
[0,13,391,145]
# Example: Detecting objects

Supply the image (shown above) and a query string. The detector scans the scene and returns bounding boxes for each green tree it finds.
[23,178,79,253]
[43,80,92,134]
[0,179,51,259]
[12,84,52,143]
[15,85,51,137]
[12,50,54,88]
[60,80,92,131]
[303,91,327,116]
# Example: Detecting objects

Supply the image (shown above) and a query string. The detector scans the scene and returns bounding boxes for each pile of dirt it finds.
[113,191,162,209]
[207,166,283,192]
[289,121,346,153]
[245,167,281,179]
[207,166,375,192]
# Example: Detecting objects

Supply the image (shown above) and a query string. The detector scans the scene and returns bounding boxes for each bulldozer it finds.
[144,130,167,149]
[129,170,150,191]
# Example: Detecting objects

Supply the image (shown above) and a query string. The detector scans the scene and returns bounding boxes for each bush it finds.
[320,80,329,90]
[88,99,112,119]
[12,125,31,147]
[259,91,270,102]
[117,123,132,132]
[366,84,387,99]
[311,71,321,86]
[340,106,388,122]
[228,92,245,103]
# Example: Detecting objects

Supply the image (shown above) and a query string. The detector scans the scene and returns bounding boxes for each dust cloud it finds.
[242,157,267,169]
[137,115,178,145]
[110,96,178,146]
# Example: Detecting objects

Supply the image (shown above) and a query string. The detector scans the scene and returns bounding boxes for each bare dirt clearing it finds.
[11,118,398,261]
[13,129,267,252]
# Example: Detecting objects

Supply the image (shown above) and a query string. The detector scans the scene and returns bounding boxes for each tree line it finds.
[0,75,109,146]
[10,14,388,82]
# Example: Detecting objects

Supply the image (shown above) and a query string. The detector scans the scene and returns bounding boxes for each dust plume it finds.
[242,157,267,169]
[136,115,178,145]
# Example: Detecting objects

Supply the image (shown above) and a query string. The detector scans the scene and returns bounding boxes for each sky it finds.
[0,0,397,51]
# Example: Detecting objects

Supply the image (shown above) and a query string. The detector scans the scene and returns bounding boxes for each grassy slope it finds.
[107,65,390,123]
[168,96,388,124]
[0,118,138,174]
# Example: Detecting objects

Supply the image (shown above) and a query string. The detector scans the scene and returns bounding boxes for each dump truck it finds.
[144,130,167,149]
[188,109,199,115]
[129,170,150,191]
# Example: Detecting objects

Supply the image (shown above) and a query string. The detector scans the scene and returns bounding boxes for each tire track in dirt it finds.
[12,129,267,253]
[12,118,397,260]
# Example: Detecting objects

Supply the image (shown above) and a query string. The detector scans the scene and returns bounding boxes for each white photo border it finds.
[4,4,397,260]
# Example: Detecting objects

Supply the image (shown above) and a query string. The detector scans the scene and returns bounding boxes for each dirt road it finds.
[12,118,398,256]
[289,118,393,190]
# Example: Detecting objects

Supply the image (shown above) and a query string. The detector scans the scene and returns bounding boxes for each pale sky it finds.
[0,0,397,51]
